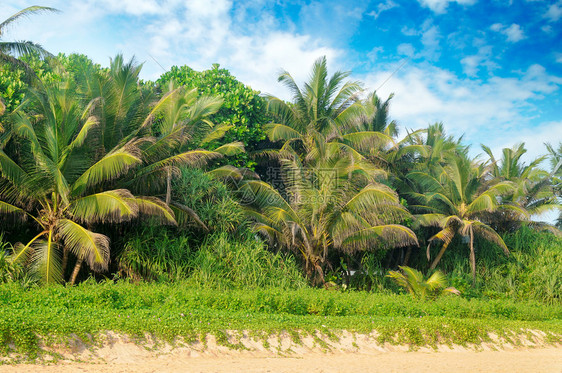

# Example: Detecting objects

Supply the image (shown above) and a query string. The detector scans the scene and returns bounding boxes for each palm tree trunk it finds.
[61,248,69,277]
[429,240,451,270]
[69,257,83,285]
[402,246,412,266]
[469,229,476,282]
[165,167,172,205]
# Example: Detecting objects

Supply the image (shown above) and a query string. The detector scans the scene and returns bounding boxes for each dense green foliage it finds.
[157,64,271,168]
[117,229,307,289]
[0,12,560,309]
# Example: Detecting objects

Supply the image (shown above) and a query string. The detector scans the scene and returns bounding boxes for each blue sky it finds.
[2,0,562,163]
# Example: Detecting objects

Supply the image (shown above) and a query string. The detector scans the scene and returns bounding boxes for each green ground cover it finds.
[1,282,560,359]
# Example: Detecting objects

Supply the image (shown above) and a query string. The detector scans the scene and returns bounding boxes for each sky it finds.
[1,0,561,165]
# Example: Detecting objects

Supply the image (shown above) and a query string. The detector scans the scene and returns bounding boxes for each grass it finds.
[0,281,560,360]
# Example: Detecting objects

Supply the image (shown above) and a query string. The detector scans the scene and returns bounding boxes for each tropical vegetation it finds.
[0,5,560,316]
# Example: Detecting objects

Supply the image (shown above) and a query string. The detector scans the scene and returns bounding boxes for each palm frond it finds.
[341,224,418,252]
[57,219,110,272]
[472,221,510,255]
[126,196,176,225]
[71,144,141,196]
[69,189,138,223]
[30,231,62,284]
[213,142,245,156]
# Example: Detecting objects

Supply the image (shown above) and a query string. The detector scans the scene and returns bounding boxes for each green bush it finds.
[117,227,192,282]
[172,167,245,233]
[186,232,308,290]
[433,226,561,304]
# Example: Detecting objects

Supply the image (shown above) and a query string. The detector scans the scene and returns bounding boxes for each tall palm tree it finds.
[406,153,513,280]
[0,6,58,67]
[245,57,417,284]
[264,56,366,160]
[0,72,174,284]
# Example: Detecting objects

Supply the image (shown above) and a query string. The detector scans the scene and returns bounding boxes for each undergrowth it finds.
[0,281,560,359]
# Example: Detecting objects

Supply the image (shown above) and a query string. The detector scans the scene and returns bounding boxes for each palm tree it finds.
[264,56,366,160]
[127,80,244,227]
[0,6,58,68]
[406,153,513,280]
[546,142,562,228]
[387,266,460,300]
[245,57,417,285]
[0,73,174,284]
[481,143,560,231]
[241,156,417,285]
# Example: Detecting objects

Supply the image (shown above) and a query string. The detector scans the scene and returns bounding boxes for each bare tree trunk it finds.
[165,167,172,205]
[429,241,451,270]
[70,258,83,285]
[469,229,476,282]
[402,246,412,266]
[61,248,69,277]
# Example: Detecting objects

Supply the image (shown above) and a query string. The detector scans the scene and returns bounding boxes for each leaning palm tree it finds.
[0,75,174,284]
[406,153,515,280]
[0,6,58,68]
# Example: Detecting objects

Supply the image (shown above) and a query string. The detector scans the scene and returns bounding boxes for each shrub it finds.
[186,232,308,290]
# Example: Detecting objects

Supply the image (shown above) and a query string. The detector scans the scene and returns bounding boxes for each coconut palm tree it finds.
[481,143,560,232]
[245,57,417,285]
[126,80,244,228]
[264,56,366,160]
[0,73,175,284]
[0,6,58,68]
[387,266,459,300]
[241,155,417,285]
[406,153,514,280]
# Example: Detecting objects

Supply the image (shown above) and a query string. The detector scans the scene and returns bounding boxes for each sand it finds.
[0,331,560,373]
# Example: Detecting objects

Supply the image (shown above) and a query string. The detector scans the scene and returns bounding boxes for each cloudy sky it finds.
[2,0,562,163]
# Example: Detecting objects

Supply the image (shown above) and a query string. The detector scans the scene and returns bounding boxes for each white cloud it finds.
[398,20,442,60]
[504,24,525,42]
[416,0,477,14]
[359,62,562,162]
[397,43,415,57]
[490,23,526,43]
[0,0,340,99]
[367,46,384,62]
[541,25,553,33]
[367,0,398,19]
[545,1,562,22]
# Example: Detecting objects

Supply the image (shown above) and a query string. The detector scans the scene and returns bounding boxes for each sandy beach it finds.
[0,331,560,373]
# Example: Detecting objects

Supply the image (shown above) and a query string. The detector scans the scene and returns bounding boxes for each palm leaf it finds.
[213,142,245,156]
[71,144,141,196]
[69,189,138,223]
[341,224,418,252]
[126,196,176,225]
[57,219,110,272]
[30,231,62,284]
